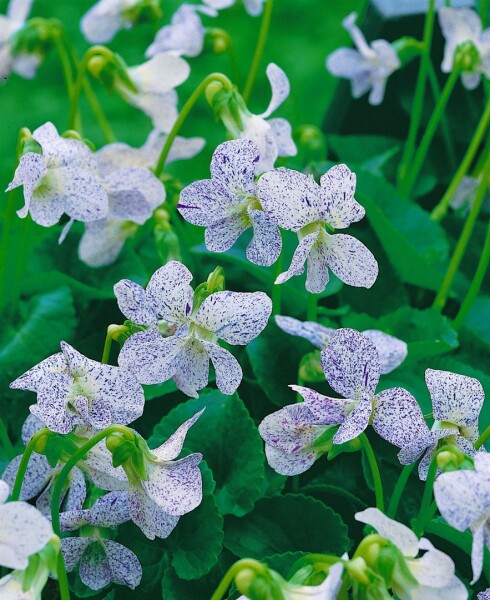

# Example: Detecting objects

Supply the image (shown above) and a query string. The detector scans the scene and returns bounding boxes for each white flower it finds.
[6,122,108,227]
[356,508,468,599]
[116,54,190,133]
[478,590,490,599]
[439,7,490,90]
[0,0,39,81]
[257,164,378,293]
[115,260,272,397]
[178,139,282,266]
[373,368,484,480]
[203,0,265,17]
[10,342,145,434]
[275,315,407,375]
[434,453,490,584]
[326,12,400,105]
[81,0,141,43]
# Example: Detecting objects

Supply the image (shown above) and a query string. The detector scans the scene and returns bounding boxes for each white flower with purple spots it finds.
[6,122,108,228]
[9,342,145,434]
[204,0,265,17]
[275,315,407,375]
[355,508,468,598]
[178,139,282,266]
[258,164,378,293]
[438,7,490,90]
[326,12,400,105]
[478,590,490,599]
[434,453,490,584]
[373,368,484,480]
[82,412,203,540]
[0,0,40,81]
[115,54,190,134]
[115,260,272,397]
[81,0,142,43]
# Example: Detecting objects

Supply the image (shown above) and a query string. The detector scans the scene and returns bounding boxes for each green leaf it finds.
[462,296,490,349]
[328,134,401,165]
[224,494,350,559]
[149,390,265,516]
[161,555,231,600]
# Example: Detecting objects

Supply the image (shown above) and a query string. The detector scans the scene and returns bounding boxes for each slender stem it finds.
[432,152,490,310]
[242,0,274,103]
[52,34,74,98]
[154,73,233,177]
[387,463,416,519]
[359,433,384,512]
[454,218,490,328]
[101,324,129,364]
[400,67,461,197]
[476,424,490,449]
[0,420,15,459]
[10,429,51,501]
[210,559,266,600]
[431,95,490,221]
[397,0,436,186]
[481,0,488,28]
[306,293,318,321]
[412,454,438,537]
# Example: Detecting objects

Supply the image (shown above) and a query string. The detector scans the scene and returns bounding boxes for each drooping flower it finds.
[82,412,204,540]
[6,122,108,227]
[115,261,272,397]
[115,54,190,133]
[258,165,378,293]
[434,453,490,584]
[326,12,400,105]
[10,342,145,434]
[373,367,484,479]
[275,315,407,374]
[203,0,265,17]
[355,508,468,599]
[178,139,282,266]
[0,0,40,81]
[438,7,490,90]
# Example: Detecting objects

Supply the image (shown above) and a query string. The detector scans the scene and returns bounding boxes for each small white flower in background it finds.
[355,508,468,599]
[83,412,203,540]
[81,0,149,44]
[0,479,54,570]
[9,342,145,434]
[116,54,190,134]
[374,368,484,479]
[450,175,490,215]
[258,164,378,293]
[178,139,282,266]
[203,0,265,17]
[439,7,490,90]
[326,12,400,106]
[115,260,272,397]
[434,453,490,584]
[6,122,108,228]
[0,0,40,81]
[275,315,407,374]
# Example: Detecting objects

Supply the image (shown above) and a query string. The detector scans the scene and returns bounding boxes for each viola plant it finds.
[2,0,490,599]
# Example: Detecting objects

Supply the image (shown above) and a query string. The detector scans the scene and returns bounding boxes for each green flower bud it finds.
[206,266,225,293]
[204,29,231,55]
[122,0,162,26]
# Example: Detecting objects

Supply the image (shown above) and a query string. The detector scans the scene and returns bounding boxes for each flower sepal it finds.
[454,39,482,72]
[235,562,286,600]
[436,445,475,473]
[327,435,361,460]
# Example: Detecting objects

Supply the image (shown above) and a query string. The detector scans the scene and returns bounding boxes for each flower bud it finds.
[205,81,225,108]
[206,266,225,294]
[204,29,231,55]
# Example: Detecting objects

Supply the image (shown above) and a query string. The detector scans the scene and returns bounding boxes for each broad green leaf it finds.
[161,554,232,600]
[224,494,350,559]
[149,390,265,516]
[328,134,401,167]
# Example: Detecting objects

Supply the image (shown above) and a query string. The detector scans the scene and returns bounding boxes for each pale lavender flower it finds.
[478,590,490,599]
[204,0,265,17]
[115,260,272,397]
[434,453,490,584]
[81,0,141,43]
[374,368,484,479]
[178,139,282,266]
[326,12,400,105]
[275,315,407,374]
[356,508,468,598]
[0,0,39,81]
[9,342,145,434]
[258,164,378,293]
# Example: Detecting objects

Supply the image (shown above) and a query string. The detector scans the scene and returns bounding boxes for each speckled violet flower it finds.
[439,7,490,90]
[258,164,378,293]
[81,0,142,43]
[0,0,39,81]
[6,122,108,228]
[203,0,265,17]
[115,260,272,397]
[82,412,204,540]
[434,453,490,584]
[9,342,145,434]
[178,139,282,266]
[374,368,484,480]
[326,12,400,105]
[275,315,407,375]
[478,589,490,599]
[0,479,54,570]
[355,508,468,598]
[115,54,190,133]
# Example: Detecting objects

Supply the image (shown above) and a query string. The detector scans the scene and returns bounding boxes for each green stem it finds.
[210,559,267,600]
[432,151,490,310]
[101,324,129,364]
[154,73,233,178]
[476,424,490,449]
[10,429,51,501]
[359,433,384,512]
[242,0,274,103]
[400,66,461,197]
[454,218,490,328]
[56,552,71,600]
[431,95,490,222]
[387,463,416,519]
[412,454,438,537]
[397,0,436,186]
[306,293,318,321]
[481,0,488,28]
[52,33,74,97]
